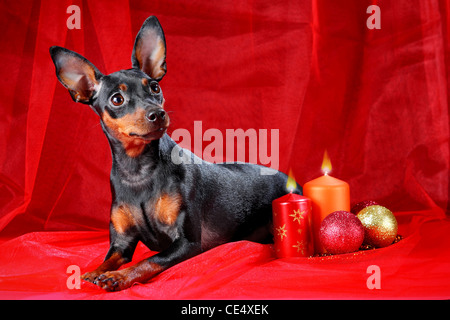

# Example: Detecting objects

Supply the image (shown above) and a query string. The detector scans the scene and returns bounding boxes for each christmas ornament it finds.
[357,205,398,248]
[319,211,365,254]
[359,234,403,251]
[351,200,378,215]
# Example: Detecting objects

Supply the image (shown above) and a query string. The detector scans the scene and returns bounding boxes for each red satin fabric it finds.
[0,0,449,299]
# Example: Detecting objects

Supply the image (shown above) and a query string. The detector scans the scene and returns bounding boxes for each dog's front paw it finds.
[81,270,104,284]
[96,270,131,292]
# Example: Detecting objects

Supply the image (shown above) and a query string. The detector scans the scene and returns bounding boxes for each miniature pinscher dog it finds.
[50,16,301,291]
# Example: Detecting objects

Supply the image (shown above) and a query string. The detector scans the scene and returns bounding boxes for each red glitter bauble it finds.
[319,211,365,254]
[350,200,378,215]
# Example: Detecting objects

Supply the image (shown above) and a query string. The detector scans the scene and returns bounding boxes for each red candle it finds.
[272,187,314,258]
[303,151,350,254]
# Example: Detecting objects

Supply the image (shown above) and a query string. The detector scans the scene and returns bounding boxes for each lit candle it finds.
[303,151,350,254]
[272,170,314,258]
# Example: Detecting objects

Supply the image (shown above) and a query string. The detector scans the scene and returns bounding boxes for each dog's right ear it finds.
[50,46,103,104]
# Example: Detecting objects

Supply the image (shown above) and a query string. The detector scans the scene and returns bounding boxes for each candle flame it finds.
[286,168,297,192]
[321,150,332,175]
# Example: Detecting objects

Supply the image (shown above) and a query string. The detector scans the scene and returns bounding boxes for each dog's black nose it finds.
[146,109,166,122]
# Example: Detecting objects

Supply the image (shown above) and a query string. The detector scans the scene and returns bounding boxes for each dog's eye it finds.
[110,93,124,106]
[150,82,160,94]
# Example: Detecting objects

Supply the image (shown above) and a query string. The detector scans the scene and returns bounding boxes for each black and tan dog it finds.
[50,16,300,291]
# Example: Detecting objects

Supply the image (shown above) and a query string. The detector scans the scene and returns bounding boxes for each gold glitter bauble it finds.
[356,205,398,248]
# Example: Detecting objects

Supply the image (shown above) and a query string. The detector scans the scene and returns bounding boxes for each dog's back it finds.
[164,134,300,249]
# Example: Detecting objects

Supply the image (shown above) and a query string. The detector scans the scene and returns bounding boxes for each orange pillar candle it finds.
[303,151,350,254]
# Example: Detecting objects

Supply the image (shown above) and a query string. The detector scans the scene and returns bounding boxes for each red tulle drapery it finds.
[0,0,449,299]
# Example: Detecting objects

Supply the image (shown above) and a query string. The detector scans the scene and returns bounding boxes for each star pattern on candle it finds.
[292,240,305,254]
[289,209,305,225]
[275,224,287,241]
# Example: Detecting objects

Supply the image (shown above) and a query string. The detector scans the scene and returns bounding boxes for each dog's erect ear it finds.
[50,46,103,104]
[132,16,167,81]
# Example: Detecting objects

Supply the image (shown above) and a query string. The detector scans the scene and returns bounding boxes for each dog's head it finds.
[50,16,169,157]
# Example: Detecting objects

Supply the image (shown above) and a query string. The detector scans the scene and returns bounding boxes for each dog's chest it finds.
[110,193,182,250]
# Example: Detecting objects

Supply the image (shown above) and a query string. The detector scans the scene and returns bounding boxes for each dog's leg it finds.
[81,228,138,285]
[96,237,201,291]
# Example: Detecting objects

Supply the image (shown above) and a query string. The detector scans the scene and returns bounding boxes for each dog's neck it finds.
[105,132,175,189]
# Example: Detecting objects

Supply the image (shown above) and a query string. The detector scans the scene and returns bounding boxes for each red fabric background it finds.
[0,0,449,299]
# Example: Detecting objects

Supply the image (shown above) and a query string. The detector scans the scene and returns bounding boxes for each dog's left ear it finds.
[132,16,167,81]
